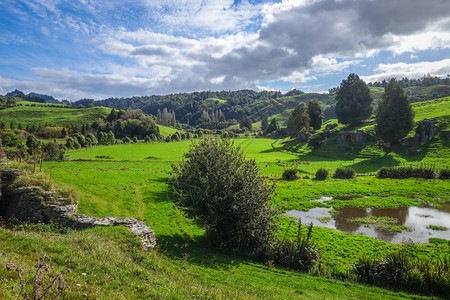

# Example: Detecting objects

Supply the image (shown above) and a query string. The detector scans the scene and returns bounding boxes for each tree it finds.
[261,116,269,132]
[376,79,414,143]
[335,73,373,125]
[265,118,278,134]
[287,104,310,137]
[307,99,324,130]
[170,139,278,253]
[239,116,253,131]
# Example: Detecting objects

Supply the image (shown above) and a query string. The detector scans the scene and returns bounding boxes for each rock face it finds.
[415,118,437,145]
[400,118,438,146]
[0,168,156,250]
[336,130,371,147]
[73,215,156,250]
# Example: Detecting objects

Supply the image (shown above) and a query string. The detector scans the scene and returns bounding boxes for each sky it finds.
[0,0,450,101]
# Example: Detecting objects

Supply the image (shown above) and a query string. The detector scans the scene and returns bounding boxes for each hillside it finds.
[0,102,112,128]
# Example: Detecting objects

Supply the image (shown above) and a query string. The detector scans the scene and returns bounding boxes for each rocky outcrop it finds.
[270,128,289,139]
[400,118,438,146]
[0,168,156,250]
[73,215,156,250]
[322,123,338,139]
[415,118,437,145]
[442,130,450,139]
[336,130,371,147]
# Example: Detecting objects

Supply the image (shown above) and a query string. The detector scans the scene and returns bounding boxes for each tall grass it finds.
[377,165,437,179]
[353,250,450,297]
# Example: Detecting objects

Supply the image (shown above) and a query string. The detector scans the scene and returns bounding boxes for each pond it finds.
[285,199,450,243]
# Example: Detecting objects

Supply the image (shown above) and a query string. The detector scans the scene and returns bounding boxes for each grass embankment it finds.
[0,104,111,128]
[1,226,422,299]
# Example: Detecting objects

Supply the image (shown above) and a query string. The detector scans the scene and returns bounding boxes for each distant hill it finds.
[4,89,60,104]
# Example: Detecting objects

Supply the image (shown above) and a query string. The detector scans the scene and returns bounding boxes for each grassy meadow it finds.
[0,102,111,128]
[1,97,450,299]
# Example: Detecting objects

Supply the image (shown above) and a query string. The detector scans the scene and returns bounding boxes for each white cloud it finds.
[362,59,450,83]
[141,0,265,34]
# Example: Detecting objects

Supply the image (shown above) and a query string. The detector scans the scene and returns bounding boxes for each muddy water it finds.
[285,201,450,243]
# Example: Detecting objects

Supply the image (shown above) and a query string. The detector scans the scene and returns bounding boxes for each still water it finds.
[285,200,450,243]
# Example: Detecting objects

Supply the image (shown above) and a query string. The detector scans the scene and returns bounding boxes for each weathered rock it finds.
[269,128,289,139]
[336,132,349,144]
[441,130,450,139]
[349,130,369,147]
[415,118,437,145]
[0,168,156,250]
[336,130,370,147]
[297,131,310,142]
[73,215,156,250]
[400,136,419,147]
[322,123,338,139]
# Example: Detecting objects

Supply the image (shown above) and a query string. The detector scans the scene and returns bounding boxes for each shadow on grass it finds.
[348,154,402,173]
[156,233,245,270]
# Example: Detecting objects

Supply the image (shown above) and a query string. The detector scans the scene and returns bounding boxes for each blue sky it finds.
[1,0,450,100]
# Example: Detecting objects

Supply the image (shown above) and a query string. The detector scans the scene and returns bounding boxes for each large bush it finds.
[170,139,278,253]
[376,79,414,143]
[378,165,437,179]
[333,167,356,179]
[335,73,373,125]
[282,168,300,181]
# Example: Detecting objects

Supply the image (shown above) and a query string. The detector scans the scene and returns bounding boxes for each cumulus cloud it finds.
[2,0,450,99]
[361,59,450,83]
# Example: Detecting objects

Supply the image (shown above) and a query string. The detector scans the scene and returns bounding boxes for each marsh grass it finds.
[348,216,411,233]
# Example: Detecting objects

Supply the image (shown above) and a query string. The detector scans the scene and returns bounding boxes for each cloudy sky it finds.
[1,0,450,100]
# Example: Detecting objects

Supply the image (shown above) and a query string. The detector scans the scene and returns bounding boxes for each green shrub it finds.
[378,165,437,179]
[308,133,324,150]
[333,167,355,179]
[315,168,328,180]
[353,250,450,297]
[438,169,450,179]
[264,220,319,272]
[282,168,300,181]
[170,138,278,253]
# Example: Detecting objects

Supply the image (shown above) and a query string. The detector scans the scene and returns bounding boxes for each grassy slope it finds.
[1,97,449,298]
[0,104,111,127]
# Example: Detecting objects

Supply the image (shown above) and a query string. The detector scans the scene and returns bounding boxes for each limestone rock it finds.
[415,118,437,145]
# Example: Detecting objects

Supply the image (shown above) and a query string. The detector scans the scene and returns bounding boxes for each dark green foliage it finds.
[264,220,319,271]
[376,79,414,143]
[72,133,86,147]
[287,104,310,137]
[261,116,268,132]
[315,168,329,180]
[122,136,132,144]
[133,137,139,143]
[65,136,81,149]
[265,118,278,134]
[239,116,253,131]
[282,168,299,181]
[85,133,98,146]
[333,167,356,179]
[377,165,437,179]
[170,139,278,253]
[43,141,64,161]
[335,73,373,125]
[26,135,42,155]
[0,96,19,109]
[438,169,450,179]
[353,250,450,297]
[308,133,324,150]
[307,99,324,130]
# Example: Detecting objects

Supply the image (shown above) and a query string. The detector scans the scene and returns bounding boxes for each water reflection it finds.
[285,201,450,243]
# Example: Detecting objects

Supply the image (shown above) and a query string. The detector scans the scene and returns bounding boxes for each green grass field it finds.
[1,97,449,298]
[0,103,111,128]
